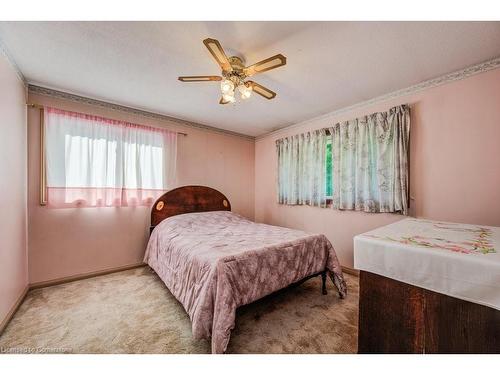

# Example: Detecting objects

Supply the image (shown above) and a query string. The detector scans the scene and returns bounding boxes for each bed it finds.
[144,185,347,353]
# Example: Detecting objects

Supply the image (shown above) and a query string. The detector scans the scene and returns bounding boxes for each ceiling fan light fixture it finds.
[220,79,234,94]
[222,92,236,103]
[238,84,252,99]
[179,38,286,105]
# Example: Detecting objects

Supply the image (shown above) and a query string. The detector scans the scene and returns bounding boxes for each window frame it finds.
[39,106,48,206]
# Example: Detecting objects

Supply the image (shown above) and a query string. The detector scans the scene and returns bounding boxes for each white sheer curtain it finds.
[44,107,177,208]
[330,104,410,214]
[276,129,328,207]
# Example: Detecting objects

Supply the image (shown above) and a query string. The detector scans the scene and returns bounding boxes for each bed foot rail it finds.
[321,270,327,295]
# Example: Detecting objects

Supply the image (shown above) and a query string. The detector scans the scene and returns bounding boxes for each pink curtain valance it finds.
[45,106,174,134]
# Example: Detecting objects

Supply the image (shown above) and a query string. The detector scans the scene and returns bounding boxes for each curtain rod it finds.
[26,103,188,136]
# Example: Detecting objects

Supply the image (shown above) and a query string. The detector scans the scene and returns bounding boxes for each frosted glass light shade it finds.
[220,79,235,94]
[222,93,236,103]
[238,84,252,99]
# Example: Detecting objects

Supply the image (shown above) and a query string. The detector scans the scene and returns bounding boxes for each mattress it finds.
[144,210,346,353]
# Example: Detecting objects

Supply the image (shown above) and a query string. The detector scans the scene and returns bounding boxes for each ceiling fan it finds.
[178,38,287,105]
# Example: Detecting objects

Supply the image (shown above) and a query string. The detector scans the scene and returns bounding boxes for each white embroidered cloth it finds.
[354,218,500,310]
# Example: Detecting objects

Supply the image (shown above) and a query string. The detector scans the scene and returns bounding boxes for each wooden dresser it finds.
[354,218,500,354]
[358,271,500,353]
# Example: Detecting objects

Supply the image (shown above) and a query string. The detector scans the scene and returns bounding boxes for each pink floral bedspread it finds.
[144,211,347,353]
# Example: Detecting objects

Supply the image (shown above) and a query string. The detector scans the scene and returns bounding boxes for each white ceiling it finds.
[1,21,500,137]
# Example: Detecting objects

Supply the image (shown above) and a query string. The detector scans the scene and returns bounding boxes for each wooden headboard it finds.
[150,185,231,232]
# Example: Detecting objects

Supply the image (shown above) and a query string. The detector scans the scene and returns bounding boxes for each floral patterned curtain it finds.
[276,129,328,207]
[329,104,410,214]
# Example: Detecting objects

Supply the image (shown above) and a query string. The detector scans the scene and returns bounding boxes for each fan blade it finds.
[247,81,276,100]
[203,38,233,72]
[244,54,286,77]
[219,97,230,105]
[178,75,222,82]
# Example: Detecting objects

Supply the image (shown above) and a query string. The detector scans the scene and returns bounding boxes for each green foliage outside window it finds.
[326,141,333,197]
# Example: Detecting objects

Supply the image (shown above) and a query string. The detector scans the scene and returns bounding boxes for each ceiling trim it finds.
[0,36,26,85]
[257,56,500,140]
[27,84,255,141]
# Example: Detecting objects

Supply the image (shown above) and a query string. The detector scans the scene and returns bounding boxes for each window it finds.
[277,104,410,214]
[43,107,177,208]
[325,139,333,199]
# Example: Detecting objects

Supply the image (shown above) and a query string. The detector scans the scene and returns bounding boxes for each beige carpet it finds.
[0,267,358,354]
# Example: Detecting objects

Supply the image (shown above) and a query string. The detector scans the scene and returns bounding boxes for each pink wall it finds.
[0,54,28,325]
[20,67,500,282]
[255,68,500,268]
[27,93,255,284]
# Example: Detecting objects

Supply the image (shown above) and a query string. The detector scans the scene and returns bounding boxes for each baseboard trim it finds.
[342,265,360,277]
[29,262,147,290]
[0,285,29,335]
